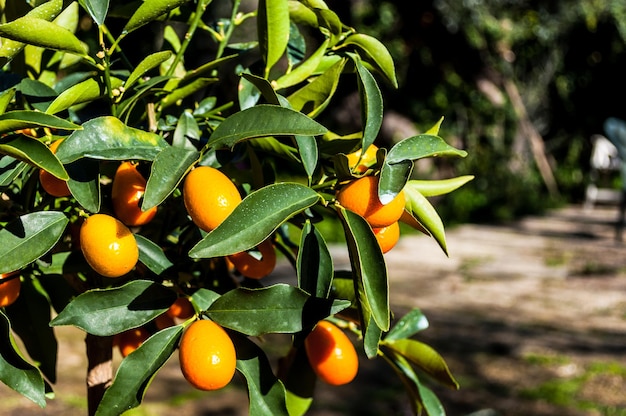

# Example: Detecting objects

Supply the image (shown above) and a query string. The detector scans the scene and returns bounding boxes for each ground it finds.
[2,204,626,415]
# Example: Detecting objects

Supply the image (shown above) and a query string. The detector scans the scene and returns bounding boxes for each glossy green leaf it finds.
[385,309,429,342]
[143,146,198,210]
[338,208,389,331]
[386,134,467,165]
[232,333,289,415]
[207,105,328,149]
[80,0,110,26]
[287,21,306,67]
[341,33,397,88]
[378,160,413,204]
[95,325,183,416]
[191,288,220,311]
[0,135,68,180]
[295,135,318,180]
[0,311,46,408]
[274,38,330,90]
[407,176,475,197]
[288,0,318,27]
[354,56,383,153]
[0,17,86,56]
[241,73,281,105]
[404,183,448,255]
[258,0,290,76]
[173,111,200,149]
[313,8,343,46]
[56,116,168,163]
[297,221,333,298]
[382,338,459,390]
[46,77,123,115]
[287,58,346,118]
[66,158,101,213]
[135,234,174,275]
[0,110,81,135]
[0,156,27,187]
[238,71,262,110]
[50,280,177,336]
[189,183,320,258]
[206,284,350,336]
[122,0,189,35]
[6,277,57,383]
[0,211,68,275]
[125,50,173,90]
[0,88,16,114]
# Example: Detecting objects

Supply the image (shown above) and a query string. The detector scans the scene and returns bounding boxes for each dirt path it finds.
[2,204,626,415]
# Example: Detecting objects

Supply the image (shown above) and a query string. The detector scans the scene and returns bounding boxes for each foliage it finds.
[0,0,471,415]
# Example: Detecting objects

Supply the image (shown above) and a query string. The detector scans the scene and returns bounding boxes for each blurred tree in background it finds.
[326,0,626,223]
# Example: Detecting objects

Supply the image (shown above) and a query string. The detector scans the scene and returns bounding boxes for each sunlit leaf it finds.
[0,17,86,56]
[378,160,412,205]
[143,146,199,210]
[404,183,448,255]
[122,0,189,35]
[258,0,290,76]
[0,110,81,135]
[80,0,110,26]
[0,135,68,180]
[287,58,346,118]
[46,77,123,115]
[135,234,174,275]
[341,33,397,88]
[386,134,467,165]
[273,38,330,90]
[407,176,475,197]
[384,309,429,342]
[125,50,173,90]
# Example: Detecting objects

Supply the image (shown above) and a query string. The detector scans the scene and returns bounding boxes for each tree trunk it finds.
[85,334,113,416]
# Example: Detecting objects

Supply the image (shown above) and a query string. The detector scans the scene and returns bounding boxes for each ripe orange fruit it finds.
[227,239,276,279]
[183,166,242,232]
[166,296,195,319]
[373,221,400,253]
[179,319,236,391]
[111,161,157,226]
[336,176,405,228]
[80,213,139,278]
[0,271,21,308]
[304,320,358,386]
[346,144,378,174]
[39,139,71,197]
[116,327,150,357]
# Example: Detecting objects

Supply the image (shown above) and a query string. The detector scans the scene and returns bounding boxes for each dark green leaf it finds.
[0,135,68,180]
[385,309,429,342]
[287,21,306,67]
[0,17,86,56]
[6,277,57,383]
[191,288,220,311]
[295,135,318,180]
[95,325,183,416]
[232,333,289,415]
[0,311,46,408]
[207,284,349,336]
[404,183,448,255]
[378,160,413,205]
[125,51,173,90]
[135,234,174,275]
[354,57,383,153]
[0,110,80,135]
[173,111,201,149]
[56,116,168,163]
[122,0,189,35]
[207,105,328,149]
[50,280,176,336]
[287,58,346,118]
[382,338,459,390]
[67,158,101,213]
[80,0,110,26]
[338,208,389,331]
[238,71,262,110]
[386,134,467,165]
[0,211,68,275]
[241,73,281,105]
[0,157,27,187]
[189,183,320,258]
[142,146,198,210]
[297,221,333,298]
[408,176,475,197]
[341,33,397,88]
[258,0,290,75]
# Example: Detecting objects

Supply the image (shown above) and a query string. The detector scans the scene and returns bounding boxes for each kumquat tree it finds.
[0,0,473,415]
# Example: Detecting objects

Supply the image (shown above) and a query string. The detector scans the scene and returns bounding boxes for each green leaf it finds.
[232,333,289,415]
[46,77,123,115]
[378,160,413,204]
[384,309,429,342]
[189,183,320,258]
[258,0,290,76]
[0,17,86,56]
[0,311,46,408]
[297,221,333,298]
[274,38,330,90]
[354,56,383,153]
[142,146,198,210]
[50,280,177,336]
[407,176,475,197]
[206,284,349,336]
[80,0,110,26]
[0,211,68,275]
[295,135,318,180]
[207,105,328,149]
[191,288,220,311]
[173,111,201,149]
[0,88,16,114]
[341,33,397,88]
[125,50,173,90]
[66,158,101,213]
[95,325,183,416]
[160,77,217,109]
[283,346,316,416]
[287,58,346,118]
[338,208,389,332]
[0,110,81,135]
[382,338,459,390]
[0,135,68,180]
[404,183,448,255]
[313,8,343,46]
[6,277,58,383]
[386,134,468,165]
[122,0,189,35]
[56,116,168,163]
[0,157,27,187]
[241,73,281,105]
[135,234,174,275]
